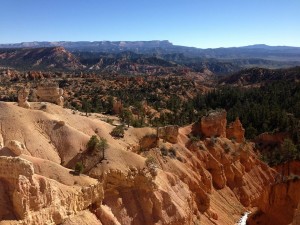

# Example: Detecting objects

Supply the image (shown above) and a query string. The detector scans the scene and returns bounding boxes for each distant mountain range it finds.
[0,41,300,73]
[1,41,300,61]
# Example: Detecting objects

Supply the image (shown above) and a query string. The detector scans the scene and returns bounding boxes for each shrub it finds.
[40,104,47,110]
[160,146,168,156]
[224,143,231,153]
[86,135,108,161]
[144,133,158,138]
[189,135,200,143]
[110,125,125,138]
[230,137,236,143]
[198,143,206,151]
[120,108,133,127]
[106,118,114,124]
[98,137,108,161]
[289,174,300,181]
[209,136,217,147]
[281,138,298,161]
[74,162,84,175]
[131,118,145,128]
[177,156,183,162]
[145,156,158,177]
[145,156,157,167]
[86,135,99,152]
[169,147,177,158]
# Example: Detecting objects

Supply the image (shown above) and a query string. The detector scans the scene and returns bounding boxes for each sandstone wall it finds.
[0,156,34,181]
[248,161,300,225]
[36,83,64,106]
[248,179,300,225]
[0,156,103,225]
[102,168,193,225]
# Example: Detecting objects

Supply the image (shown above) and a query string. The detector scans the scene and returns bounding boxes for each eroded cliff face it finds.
[0,103,277,225]
[88,132,275,224]
[100,169,194,225]
[248,161,300,225]
[0,156,103,225]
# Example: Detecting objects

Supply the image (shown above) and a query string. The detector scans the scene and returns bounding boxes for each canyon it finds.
[0,100,290,224]
[0,54,299,224]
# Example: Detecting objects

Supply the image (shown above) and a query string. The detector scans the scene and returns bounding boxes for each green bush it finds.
[86,135,109,161]
[105,118,114,124]
[86,135,99,152]
[74,162,84,175]
[261,138,300,166]
[110,125,125,138]
[189,135,200,143]
[98,137,109,161]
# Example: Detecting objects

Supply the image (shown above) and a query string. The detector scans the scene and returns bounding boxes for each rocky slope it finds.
[87,51,185,76]
[219,66,300,86]
[0,102,278,224]
[0,47,85,70]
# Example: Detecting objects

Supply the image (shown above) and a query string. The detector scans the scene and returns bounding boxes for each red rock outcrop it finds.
[158,125,179,144]
[226,117,245,143]
[17,88,30,109]
[248,179,300,225]
[192,110,227,138]
[248,161,300,225]
[139,134,159,151]
[28,71,44,80]
[36,83,64,106]
[255,132,289,146]
[112,99,123,115]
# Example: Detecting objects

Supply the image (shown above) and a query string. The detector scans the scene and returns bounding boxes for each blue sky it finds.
[0,0,299,48]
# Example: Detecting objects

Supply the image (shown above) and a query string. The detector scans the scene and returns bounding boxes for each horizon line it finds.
[0,40,300,49]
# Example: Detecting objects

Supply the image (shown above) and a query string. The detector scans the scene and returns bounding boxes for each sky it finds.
[0,0,299,48]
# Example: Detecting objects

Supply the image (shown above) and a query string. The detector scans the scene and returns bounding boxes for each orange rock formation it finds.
[36,83,64,106]
[158,125,179,143]
[0,103,278,224]
[248,161,300,225]
[192,109,227,138]
[226,117,245,143]
[17,88,30,109]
